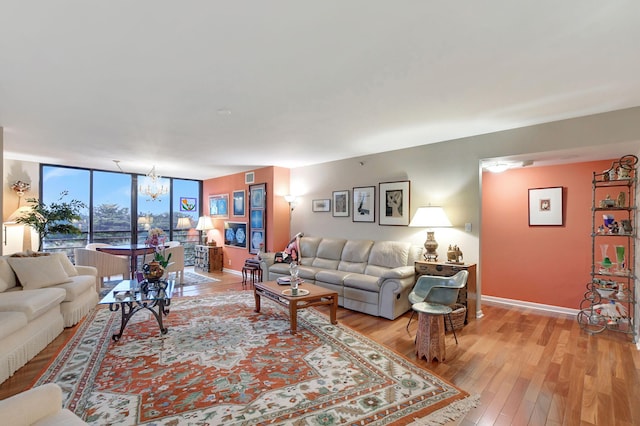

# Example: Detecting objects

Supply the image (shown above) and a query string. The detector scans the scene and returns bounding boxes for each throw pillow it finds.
[7,255,72,290]
[0,258,17,292]
[51,252,79,277]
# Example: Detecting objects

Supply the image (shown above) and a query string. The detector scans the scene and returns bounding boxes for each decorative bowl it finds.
[596,288,615,298]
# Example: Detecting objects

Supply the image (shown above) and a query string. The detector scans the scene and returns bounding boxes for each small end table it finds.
[413,302,451,362]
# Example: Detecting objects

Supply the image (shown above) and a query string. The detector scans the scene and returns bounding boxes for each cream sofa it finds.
[262,237,421,320]
[0,383,87,425]
[0,251,98,384]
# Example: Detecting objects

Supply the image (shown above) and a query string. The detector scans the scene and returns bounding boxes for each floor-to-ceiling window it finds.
[40,164,201,265]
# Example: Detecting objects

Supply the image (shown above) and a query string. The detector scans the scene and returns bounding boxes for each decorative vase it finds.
[616,283,626,301]
[615,245,625,272]
[143,261,165,283]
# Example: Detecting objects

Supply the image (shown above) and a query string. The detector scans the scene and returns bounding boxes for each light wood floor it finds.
[2,269,639,426]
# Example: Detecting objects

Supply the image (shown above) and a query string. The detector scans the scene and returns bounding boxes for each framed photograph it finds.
[353,186,375,222]
[250,209,264,229]
[529,187,563,226]
[332,190,349,217]
[209,194,229,219]
[232,190,245,217]
[249,183,266,254]
[250,184,265,208]
[245,171,255,184]
[312,199,331,212]
[379,180,410,226]
[179,197,197,212]
[224,221,247,248]
[250,229,264,252]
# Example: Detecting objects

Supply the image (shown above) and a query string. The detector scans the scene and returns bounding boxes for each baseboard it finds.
[481,295,579,318]
[224,268,242,276]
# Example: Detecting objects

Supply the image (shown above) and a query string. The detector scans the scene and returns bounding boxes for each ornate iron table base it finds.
[109,297,171,341]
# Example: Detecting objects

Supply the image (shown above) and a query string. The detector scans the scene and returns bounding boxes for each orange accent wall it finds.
[481,159,615,308]
[203,166,290,272]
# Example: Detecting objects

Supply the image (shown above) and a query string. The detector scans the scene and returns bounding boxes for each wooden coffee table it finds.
[254,280,338,334]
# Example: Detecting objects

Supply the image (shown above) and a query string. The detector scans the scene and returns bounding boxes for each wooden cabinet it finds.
[414,261,477,322]
[195,245,223,272]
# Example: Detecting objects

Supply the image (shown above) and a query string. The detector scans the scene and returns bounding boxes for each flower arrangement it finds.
[145,228,172,268]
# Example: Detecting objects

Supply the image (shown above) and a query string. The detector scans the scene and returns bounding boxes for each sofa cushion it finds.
[299,237,322,266]
[0,288,66,321]
[50,275,95,302]
[338,240,373,273]
[0,311,28,340]
[343,273,381,292]
[51,252,79,277]
[7,255,72,290]
[311,238,346,270]
[316,269,352,285]
[0,257,17,292]
[367,241,411,269]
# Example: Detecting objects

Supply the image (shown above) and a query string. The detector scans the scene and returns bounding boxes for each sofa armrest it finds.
[380,265,415,280]
[75,265,98,276]
[0,383,63,425]
[260,252,276,268]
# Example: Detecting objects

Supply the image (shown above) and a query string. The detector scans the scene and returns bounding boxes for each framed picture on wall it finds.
[378,181,410,226]
[528,186,563,226]
[224,221,247,248]
[232,190,245,217]
[312,199,331,212]
[245,171,255,184]
[209,194,229,219]
[249,183,267,254]
[332,190,349,217]
[352,186,375,222]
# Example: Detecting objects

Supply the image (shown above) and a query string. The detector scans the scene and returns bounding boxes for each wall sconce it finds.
[409,206,452,261]
[196,216,214,245]
[284,195,297,211]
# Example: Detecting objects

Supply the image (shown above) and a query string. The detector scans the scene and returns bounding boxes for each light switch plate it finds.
[465,223,472,232]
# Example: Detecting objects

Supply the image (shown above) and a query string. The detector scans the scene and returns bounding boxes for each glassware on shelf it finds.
[616,283,626,301]
[615,245,626,273]
[600,244,613,272]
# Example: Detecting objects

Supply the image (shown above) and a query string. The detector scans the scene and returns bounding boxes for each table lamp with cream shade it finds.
[176,217,192,230]
[195,216,214,245]
[409,206,452,261]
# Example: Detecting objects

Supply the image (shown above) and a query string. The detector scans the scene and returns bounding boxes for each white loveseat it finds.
[0,251,98,384]
[262,237,421,320]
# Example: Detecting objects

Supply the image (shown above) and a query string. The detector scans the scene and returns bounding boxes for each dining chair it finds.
[163,244,185,284]
[74,248,131,292]
[406,270,468,344]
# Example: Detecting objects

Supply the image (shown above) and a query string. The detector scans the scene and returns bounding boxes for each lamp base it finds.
[423,231,439,261]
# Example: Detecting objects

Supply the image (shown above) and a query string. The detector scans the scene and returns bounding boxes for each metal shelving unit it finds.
[577,155,637,339]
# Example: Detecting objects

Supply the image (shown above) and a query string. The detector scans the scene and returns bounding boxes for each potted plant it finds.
[15,191,86,251]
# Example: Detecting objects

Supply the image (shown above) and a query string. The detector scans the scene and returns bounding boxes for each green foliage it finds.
[16,191,86,250]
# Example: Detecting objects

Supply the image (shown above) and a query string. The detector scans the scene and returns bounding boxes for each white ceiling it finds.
[1,1,640,180]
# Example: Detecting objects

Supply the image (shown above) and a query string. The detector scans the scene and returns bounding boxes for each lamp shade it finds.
[409,207,452,228]
[195,216,214,231]
[176,217,192,229]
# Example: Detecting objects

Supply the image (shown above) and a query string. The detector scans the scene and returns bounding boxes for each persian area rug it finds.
[34,292,476,425]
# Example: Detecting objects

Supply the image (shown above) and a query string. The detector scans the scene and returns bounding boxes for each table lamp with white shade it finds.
[409,206,452,261]
[195,216,214,245]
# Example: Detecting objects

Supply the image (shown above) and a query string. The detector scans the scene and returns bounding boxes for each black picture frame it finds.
[379,181,410,226]
[224,221,247,248]
[352,186,375,222]
[332,190,349,217]
[249,183,267,254]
